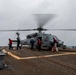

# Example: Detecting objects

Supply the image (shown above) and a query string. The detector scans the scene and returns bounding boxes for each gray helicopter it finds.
[19,23,64,49]
[16,14,64,49]
[0,14,75,49]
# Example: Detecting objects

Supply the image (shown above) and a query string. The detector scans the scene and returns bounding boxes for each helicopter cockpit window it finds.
[53,35,59,42]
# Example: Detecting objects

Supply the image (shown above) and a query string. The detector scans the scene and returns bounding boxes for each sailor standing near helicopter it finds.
[16,32,21,50]
[16,37,21,50]
[37,38,42,51]
[8,38,13,50]
[30,37,35,50]
[52,37,58,52]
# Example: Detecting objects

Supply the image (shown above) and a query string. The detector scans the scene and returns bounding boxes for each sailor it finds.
[30,38,35,50]
[52,38,58,52]
[37,39,42,51]
[9,39,13,50]
[16,38,21,50]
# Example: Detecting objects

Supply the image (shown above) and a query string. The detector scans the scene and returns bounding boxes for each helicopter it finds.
[20,32,64,50]
[10,14,63,50]
[0,14,76,49]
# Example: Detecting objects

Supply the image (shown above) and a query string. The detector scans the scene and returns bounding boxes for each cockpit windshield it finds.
[53,35,59,41]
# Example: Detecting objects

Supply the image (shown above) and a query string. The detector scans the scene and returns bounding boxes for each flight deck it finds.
[0,47,76,75]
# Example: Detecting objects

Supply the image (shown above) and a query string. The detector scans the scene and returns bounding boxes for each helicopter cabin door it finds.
[38,37,42,41]
[41,35,51,49]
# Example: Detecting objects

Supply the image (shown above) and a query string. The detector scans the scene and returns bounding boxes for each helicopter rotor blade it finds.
[47,29,76,31]
[0,29,34,32]
[1,28,76,32]
[34,14,55,28]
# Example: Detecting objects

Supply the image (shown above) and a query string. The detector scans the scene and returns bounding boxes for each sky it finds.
[0,0,76,46]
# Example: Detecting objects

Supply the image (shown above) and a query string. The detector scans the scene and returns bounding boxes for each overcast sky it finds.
[0,0,76,46]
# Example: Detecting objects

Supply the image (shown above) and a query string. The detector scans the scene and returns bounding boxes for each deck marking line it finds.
[2,49,76,60]
[2,49,20,60]
[19,53,76,60]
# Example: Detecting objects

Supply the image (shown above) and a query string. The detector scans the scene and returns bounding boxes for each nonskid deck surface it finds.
[1,47,76,75]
